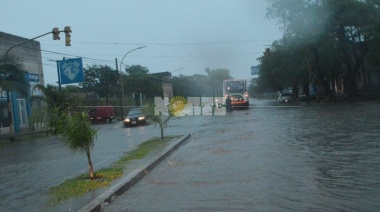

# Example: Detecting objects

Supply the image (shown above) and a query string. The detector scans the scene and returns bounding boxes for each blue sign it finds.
[58,58,84,84]
[29,73,39,82]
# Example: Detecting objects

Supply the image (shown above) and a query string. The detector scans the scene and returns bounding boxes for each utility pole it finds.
[105,66,109,105]
[115,58,123,118]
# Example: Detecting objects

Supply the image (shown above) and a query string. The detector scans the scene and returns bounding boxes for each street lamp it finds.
[118,46,146,117]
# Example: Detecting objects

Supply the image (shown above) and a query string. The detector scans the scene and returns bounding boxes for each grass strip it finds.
[47,135,182,204]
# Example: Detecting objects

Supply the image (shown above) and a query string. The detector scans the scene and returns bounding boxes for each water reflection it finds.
[290,102,380,211]
[103,100,380,211]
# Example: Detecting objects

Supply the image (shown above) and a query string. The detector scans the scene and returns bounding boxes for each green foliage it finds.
[125,64,149,75]
[34,84,72,110]
[261,0,380,97]
[0,54,29,97]
[124,65,163,99]
[28,105,49,131]
[47,136,179,204]
[81,64,119,98]
[117,136,176,164]
[48,167,123,203]
[34,84,85,134]
[143,103,173,140]
[64,85,80,93]
[48,107,68,134]
[50,109,97,180]
[61,112,97,154]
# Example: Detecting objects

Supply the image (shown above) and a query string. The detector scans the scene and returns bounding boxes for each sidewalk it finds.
[0,127,42,141]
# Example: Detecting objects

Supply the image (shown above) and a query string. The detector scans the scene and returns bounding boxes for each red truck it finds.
[88,106,115,123]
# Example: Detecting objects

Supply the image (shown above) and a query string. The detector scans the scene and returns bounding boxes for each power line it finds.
[73,39,271,46]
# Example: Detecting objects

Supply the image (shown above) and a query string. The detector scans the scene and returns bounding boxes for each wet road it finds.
[104,99,380,211]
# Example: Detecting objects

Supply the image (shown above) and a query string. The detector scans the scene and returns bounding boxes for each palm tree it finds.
[37,84,98,180]
[0,54,29,141]
[61,111,98,180]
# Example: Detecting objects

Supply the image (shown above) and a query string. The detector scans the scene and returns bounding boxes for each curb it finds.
[78,134,191,212]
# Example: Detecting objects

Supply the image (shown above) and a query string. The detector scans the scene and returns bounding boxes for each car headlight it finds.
[138,117,145,120]
[124,118,130,122]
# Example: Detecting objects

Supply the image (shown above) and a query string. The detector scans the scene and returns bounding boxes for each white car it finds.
[277,93,294,103]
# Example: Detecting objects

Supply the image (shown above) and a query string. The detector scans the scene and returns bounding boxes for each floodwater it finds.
[104,99,380,211]
[0,119,161,211]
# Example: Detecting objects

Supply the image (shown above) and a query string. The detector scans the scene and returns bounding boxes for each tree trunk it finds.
[338,25,356,99]
[6,91,15,141]
[86,149,94,180]
[160,127,164,140]
[303,83,310,97]
[311,47,332,98]
[331,75,337,102]
[293,83,298,98]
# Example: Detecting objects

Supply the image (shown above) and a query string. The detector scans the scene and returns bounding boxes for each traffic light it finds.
[64,26,71,46]
[52,27,60,40]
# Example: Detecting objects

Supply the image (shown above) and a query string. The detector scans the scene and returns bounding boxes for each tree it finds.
[257,40,303,95]
[327,0,378,98]
[0,54,29,141]
[124,65,162,101]
[172,75,194,97]
[60,111,98,180]
[34,84,78,134]
[81,64,119,99]
[205,68,232,97]
[36,84,97,179]
[143,103,173,140]
[266,0,380,99]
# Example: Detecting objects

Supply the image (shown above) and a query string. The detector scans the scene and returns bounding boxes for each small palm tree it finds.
[144,103,173,140]
[0,54,29,141]
[61,111,98,180]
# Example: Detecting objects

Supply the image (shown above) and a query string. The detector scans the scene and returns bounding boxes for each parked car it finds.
[277,93,294,103]
[88,106,114,123]
[229,93,249,109]
[124,108,148,127]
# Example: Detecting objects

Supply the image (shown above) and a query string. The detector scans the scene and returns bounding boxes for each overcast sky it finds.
[1,0,282,85]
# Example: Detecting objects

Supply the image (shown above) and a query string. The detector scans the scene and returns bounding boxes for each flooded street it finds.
[105,99,380,211]
[0,120,165,211]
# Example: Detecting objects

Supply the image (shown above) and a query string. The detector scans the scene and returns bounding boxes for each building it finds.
[0,31,44,133]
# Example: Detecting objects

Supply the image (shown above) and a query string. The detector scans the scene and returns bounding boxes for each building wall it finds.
[0,31,44,132]
[0,31,44,85]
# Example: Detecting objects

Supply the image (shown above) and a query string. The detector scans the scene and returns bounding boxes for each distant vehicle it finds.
[89,106,115,123]
[223,79,249,107]
[229,93,249,109]
[124,108,148,127]
[277,93,294,103]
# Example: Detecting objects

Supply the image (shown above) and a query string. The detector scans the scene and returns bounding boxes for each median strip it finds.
[78,134,191,212]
